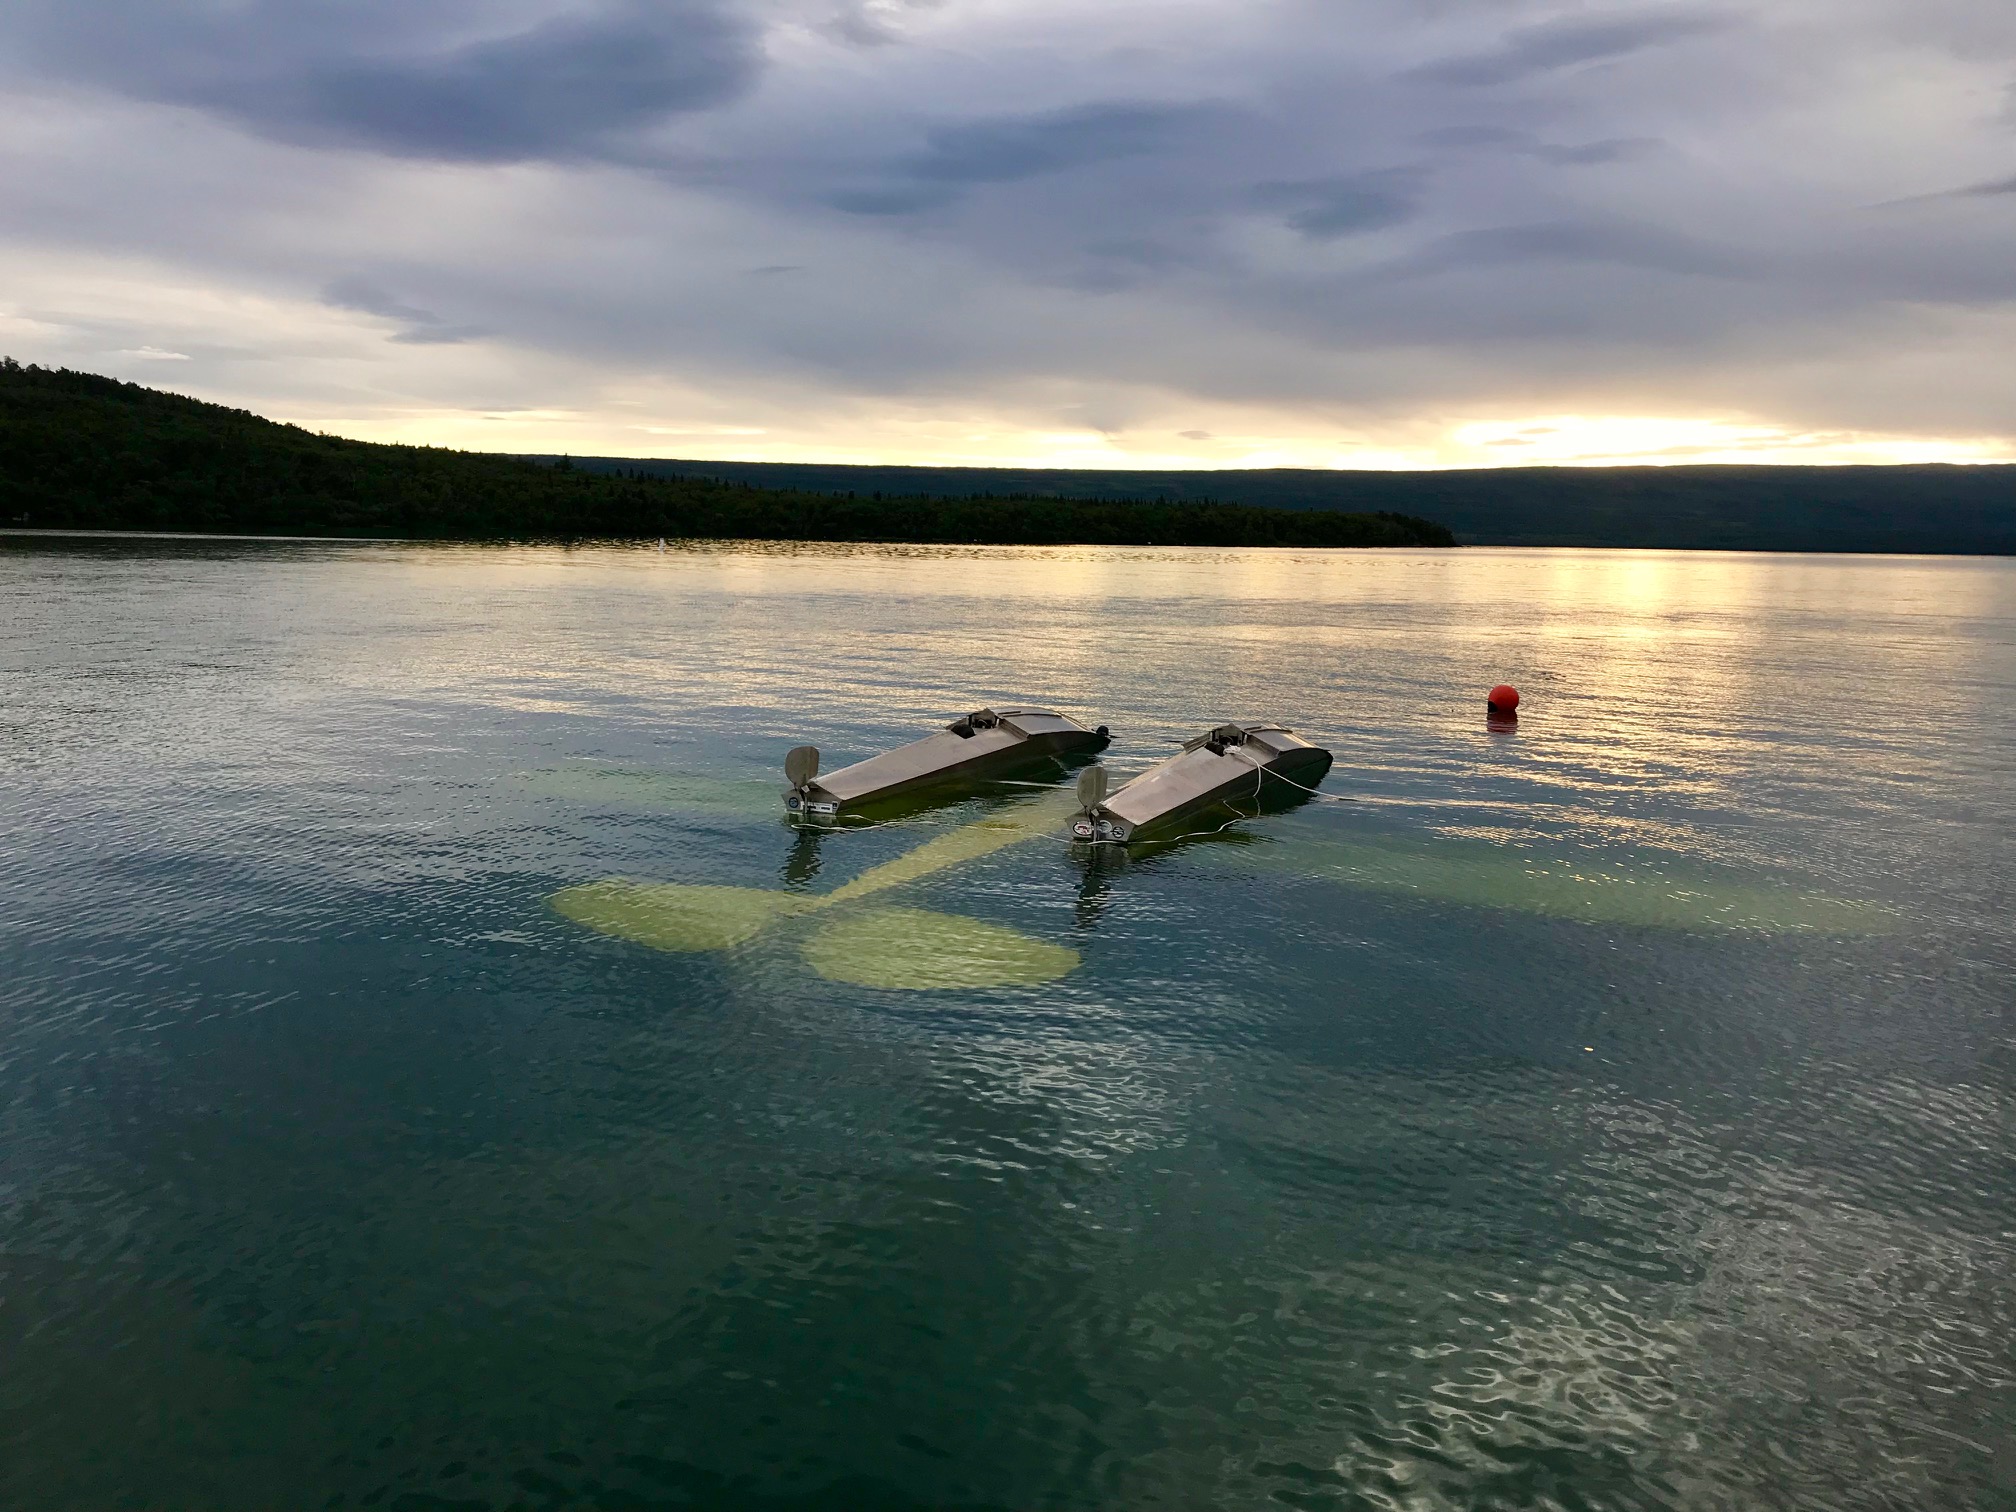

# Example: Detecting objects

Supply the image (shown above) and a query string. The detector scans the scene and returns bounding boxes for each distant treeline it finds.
[0,362,1454,548]
[563,454,2016,555]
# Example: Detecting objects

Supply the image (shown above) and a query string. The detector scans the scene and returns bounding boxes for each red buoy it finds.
[1487,684,1520,713]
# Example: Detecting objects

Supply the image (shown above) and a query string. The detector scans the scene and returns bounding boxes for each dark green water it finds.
[2,536,2012,1511]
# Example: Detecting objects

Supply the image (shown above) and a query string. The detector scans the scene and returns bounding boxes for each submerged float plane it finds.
[545,707,1891,991]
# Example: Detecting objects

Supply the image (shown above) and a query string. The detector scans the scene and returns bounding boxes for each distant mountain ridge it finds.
[551,456,2016,555]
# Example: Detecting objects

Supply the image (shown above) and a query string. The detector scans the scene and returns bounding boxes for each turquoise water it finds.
[2,536,2012,1511]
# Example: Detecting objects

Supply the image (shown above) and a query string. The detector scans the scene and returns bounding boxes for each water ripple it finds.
[2,539,2013,1509]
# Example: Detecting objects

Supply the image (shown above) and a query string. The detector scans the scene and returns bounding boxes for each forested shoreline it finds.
[0,363,1455,548]
[566,450,2016,555]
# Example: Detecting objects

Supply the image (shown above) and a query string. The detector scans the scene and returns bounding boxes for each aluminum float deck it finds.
[1071,723,1331,841]
[785,707,1110,816]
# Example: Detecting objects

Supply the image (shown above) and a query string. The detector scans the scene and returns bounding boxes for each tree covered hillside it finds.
[0,363,1455,547]
[577,455,2016,554]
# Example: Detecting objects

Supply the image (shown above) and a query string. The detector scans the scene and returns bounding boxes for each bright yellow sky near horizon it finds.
[301,402,2016,471]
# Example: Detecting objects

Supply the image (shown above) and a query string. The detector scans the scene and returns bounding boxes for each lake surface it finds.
[3,536,2012,1512]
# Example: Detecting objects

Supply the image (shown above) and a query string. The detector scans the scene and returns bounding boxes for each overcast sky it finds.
[4,0,2014,467]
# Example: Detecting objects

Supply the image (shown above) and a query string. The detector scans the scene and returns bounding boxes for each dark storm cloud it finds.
[1254,171,1424,238]
[1872,169,2016,206]
[1418,126,1660,164]
[1533,137,1659,165]
[827,185,959,216]
[1081,239,1195,271]
[388,327,490,346]
[913,103,1217,183]
[1416,126,1526,149]
[323,277,444,327]
[1384,220,1752,280]
[322,277,487,344]
[828,102,1227,216]
[15,0,760,162]
[1410,11,1728,87]
[823,0,947,48]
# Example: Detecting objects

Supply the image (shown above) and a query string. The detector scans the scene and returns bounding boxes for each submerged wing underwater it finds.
[552,787,1086,990]
[1195,828,1897,934]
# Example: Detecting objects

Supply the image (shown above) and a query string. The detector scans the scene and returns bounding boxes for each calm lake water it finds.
[2,536,2013,1512]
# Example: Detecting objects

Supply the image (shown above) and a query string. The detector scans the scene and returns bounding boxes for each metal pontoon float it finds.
[1069,723,1332,842]
[784,707,1110,817]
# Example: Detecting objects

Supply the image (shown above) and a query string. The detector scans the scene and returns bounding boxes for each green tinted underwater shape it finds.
[551,881,808,952]
[803,908,1080,989]
[519,765,783,816]
[550,790,1084,989]
[1212,832,1896,933]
